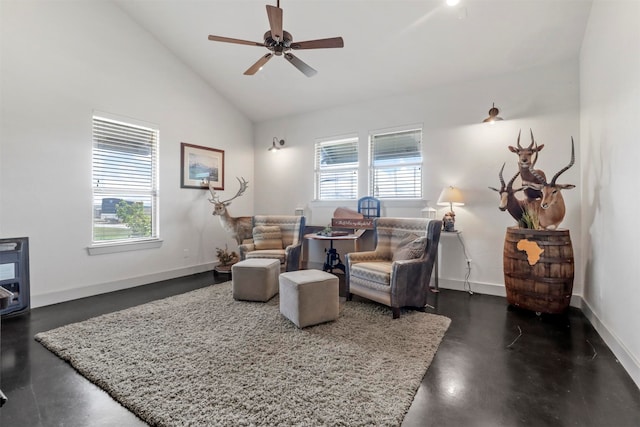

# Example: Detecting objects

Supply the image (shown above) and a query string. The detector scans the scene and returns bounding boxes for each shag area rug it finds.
[35,281,450,426]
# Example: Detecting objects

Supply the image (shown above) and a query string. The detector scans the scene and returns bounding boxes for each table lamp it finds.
[437,186,464,232]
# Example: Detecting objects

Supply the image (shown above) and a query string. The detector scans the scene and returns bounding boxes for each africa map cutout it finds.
[517,239,544,266]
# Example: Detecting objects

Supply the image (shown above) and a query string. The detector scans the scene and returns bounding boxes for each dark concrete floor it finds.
[1,271,640,426]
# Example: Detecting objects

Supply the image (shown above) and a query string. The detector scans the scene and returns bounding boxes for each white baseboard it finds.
[31,263,217,308]
[436,278,506,297]
[579,299,640,390]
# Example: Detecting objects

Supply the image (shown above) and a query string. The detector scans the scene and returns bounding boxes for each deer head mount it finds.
[208,176,253,245]
[208,176,249,211]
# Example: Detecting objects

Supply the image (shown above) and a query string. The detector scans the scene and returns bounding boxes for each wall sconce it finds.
[483,102,503,124]
[268,137,285,152]
[437,186,465,232]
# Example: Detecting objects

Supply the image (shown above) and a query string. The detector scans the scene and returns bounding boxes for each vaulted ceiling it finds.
[115,0,592,123]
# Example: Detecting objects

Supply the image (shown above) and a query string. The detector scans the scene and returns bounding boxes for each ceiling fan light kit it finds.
[207,1,344,77]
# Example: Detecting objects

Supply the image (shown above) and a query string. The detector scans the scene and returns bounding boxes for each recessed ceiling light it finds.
[446,0,460,6]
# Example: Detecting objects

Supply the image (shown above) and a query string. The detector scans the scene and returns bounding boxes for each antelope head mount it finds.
[509,129,547,201]
[489,163,524,212]
[526,138,576,229]
[509,129,545,170]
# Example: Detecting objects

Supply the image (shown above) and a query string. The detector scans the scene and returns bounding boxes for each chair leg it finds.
[392,307,400,319]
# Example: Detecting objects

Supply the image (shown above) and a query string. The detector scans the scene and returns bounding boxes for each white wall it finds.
[254,60,582,297]
[0,0,254,306]
[580,0,640,388]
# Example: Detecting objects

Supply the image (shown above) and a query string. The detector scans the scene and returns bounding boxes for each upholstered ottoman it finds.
[232,258,280,302]
[279,270,339,328]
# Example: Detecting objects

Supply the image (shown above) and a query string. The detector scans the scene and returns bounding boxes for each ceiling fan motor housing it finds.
[264,30,292,55]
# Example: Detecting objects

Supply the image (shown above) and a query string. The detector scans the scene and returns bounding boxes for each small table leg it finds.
[323,241,345,274]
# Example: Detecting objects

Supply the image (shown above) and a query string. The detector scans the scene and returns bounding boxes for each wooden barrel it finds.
[503,227,574,314]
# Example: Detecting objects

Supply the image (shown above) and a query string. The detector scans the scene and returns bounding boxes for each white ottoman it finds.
[232,258,280,302]
[279,270,339,328]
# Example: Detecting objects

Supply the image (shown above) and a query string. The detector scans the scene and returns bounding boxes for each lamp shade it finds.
[437,186,465,210]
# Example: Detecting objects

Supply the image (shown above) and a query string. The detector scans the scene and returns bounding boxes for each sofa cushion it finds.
[253,226,283,250]
[392,235,427,261]
[350,261,393,291]
[246,249,286,264]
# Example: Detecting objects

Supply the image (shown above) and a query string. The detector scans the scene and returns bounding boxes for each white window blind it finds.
[369,128,422,199]
[314,137,358,200]
[92,115,159,243]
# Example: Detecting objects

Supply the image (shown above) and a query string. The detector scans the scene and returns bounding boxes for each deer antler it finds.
[220,177,249,204]
[516,129,522,149]
[208,179,220,204]
[550,138,575,186]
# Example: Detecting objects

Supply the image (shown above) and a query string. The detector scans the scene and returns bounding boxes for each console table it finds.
[432,230,465,292]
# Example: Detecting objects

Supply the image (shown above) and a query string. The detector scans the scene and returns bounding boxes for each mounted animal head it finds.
[208,176,249,217]
[508,129,545,170]
[489,163,523,211]
[526,138,576,210]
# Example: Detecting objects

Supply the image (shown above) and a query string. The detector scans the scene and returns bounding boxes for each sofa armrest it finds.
[238,243,255,260]
[390,253,436,308]
[284,243,302,272]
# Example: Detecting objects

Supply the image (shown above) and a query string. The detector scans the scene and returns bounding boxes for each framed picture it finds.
[180,143,225,190]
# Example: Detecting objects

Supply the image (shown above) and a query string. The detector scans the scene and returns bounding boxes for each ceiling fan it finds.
[207,0,344,77]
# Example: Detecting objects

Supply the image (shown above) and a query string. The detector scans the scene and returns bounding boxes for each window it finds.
[92,115,159,244]
[369,128,422,199]
[314,136,358,200]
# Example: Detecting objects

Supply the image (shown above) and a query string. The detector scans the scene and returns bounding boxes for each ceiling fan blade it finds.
[244,53,273,75]
[208,35,264,47]
[284,53,317,77]
[290,37,344,50]
[266,5,283,41]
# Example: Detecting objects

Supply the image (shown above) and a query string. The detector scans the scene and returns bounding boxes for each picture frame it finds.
[180,143,225,190]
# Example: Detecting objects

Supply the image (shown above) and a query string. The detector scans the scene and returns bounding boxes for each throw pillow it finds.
[253,226,283,250]
[392,235,427,261]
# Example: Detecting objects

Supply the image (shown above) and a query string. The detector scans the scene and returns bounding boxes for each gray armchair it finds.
[238,215,306,272]
[346,217,442,318]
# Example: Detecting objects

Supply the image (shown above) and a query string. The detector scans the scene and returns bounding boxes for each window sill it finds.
[310,199,427,208]
[87,239,163,255]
